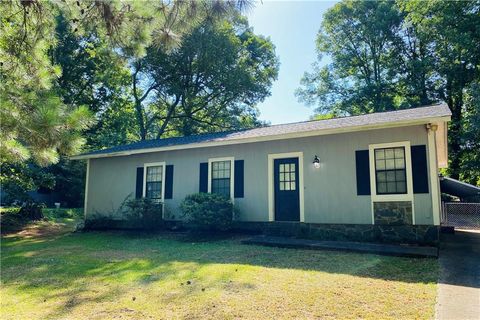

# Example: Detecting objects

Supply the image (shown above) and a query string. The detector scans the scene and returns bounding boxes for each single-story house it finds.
[72,104,452,244]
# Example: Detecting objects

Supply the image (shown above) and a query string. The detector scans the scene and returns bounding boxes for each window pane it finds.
[387,182,396,193]
[385,159,395,170]
[395,158,405,169]
[279,164,285,173]
[396,170,406,181]
[291,182,296,190]
[147,166,163,182]
[279,182,285,190]
[386,171,395,182]
[375,149,385,160]
[212,178,230,197]
[376,160,386,170]
[290,172,296,181]
[212,161,230,178]
[377,172,386,182]
[397,181,406,193]
[290,163,295,171]
[378,182,387,193]
[394,148,404,158]
[146,181,162,200]
[385,149,394,159]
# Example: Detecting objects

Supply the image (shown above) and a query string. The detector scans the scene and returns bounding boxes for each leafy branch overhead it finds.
[132,17,279,140]
[0,0,255,167]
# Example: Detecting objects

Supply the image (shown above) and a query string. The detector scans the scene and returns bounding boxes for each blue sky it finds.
[246,0,337,124]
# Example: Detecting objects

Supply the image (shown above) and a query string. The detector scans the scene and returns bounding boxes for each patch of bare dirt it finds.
[5,220,75,238]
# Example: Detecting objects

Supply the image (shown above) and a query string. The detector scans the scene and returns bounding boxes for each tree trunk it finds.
[134,100,147,140]
[446,77,463,180]
[418,41,430,106]
[132,66,147,141]
[156,99,179,139]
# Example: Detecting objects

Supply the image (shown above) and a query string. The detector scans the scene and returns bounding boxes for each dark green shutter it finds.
[411,145,429,193]
[234,160,244,198]
[135,167,144,198]
[199,162,208,193]
[355,150,371,195]
[164,165,174,199]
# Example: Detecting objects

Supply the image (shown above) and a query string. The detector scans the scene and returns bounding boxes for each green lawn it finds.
[1,220,438,319]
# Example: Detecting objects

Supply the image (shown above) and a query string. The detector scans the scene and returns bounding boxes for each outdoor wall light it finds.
[313,155,320,169]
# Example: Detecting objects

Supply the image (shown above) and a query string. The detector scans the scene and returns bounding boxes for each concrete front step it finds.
[241,235,438,258]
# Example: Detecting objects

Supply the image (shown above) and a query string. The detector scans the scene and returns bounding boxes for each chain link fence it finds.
[441,202,480,230]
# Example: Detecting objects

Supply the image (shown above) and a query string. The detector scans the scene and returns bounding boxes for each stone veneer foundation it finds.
[373,201,413,225]
[233,221,439,246]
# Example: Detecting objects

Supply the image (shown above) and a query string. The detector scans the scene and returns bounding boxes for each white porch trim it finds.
[83,159,90,219]
[428,126,441,225]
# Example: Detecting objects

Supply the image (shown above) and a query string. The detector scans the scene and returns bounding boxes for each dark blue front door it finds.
[274,157,300,221]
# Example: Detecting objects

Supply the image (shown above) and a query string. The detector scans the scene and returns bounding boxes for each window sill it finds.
[372,194,413,202]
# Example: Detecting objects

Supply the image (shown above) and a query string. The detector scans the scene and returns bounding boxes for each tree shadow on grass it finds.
[1,228,439,319]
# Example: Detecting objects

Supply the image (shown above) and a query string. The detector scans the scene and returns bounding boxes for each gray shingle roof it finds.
[75,104,451,159]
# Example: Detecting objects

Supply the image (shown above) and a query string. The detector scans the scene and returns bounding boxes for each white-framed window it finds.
[143,162,166,202]
[369,142,413,202]
[368,141,415,223]
[374,146,407,195]
[208,157,234,200]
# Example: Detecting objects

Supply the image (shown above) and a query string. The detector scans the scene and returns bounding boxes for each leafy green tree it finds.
[400,0,480,179]
[460,81,480,185]
[1,2,94,166]
[1,0,252,166]
[0,161,55,204]
[1,1,253,204]
[131,18,279,139]
[311,113,336,121]
[45,158,87,207]
[296,1,406,115]
[297,0,480,183]
[50,14,137,149]
[0,90,93,166]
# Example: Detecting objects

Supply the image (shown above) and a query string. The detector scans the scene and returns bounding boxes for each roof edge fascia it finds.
[71,115,451,160]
